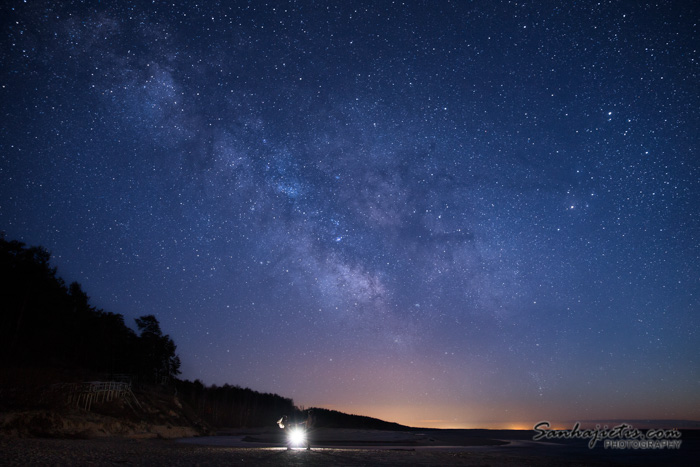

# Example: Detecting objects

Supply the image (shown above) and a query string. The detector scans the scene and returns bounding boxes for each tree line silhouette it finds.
[174,380,408,430]
[0,234,179,383]
[0,234,306,428]
[0,234,408,430]
[176,380,295,428]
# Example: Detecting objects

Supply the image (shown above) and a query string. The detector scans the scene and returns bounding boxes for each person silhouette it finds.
[277,415,293,450]
[302,410,314,450]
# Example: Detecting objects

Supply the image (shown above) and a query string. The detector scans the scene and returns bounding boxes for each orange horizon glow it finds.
[311,402,699,431]
[314,403,549,430]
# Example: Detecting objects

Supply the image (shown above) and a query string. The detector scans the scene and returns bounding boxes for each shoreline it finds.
[2,429,697,466]
[0,436,616,466]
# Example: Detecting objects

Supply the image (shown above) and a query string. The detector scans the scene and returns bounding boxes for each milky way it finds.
[1,1,698,427]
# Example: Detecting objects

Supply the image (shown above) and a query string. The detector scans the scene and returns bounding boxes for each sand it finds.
[0,436,605,466]
[1,428,697,466]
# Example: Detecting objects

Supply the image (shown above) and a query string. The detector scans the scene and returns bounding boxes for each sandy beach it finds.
[0,436,602,466]
[2,428,697,466]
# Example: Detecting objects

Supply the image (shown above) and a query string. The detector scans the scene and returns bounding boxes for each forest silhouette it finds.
[1,233,179,381]
[0,234,405,430]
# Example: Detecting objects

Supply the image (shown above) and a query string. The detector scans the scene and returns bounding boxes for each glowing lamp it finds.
[288,426,306,447]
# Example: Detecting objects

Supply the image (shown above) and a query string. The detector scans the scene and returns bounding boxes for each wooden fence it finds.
[60,381,142,411]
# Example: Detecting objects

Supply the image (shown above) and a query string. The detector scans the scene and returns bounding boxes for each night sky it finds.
[1,1,698,429]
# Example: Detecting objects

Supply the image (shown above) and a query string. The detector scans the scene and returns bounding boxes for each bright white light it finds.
[288,427,306,447]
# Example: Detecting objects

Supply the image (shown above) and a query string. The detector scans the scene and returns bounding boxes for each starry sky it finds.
[1,0,698,429]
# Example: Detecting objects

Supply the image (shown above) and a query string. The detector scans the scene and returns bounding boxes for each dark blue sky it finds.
[1,0,698,428]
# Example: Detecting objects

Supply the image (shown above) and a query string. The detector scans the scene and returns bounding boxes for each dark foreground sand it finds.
[1,429,697,467]
[0,437,603,466]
